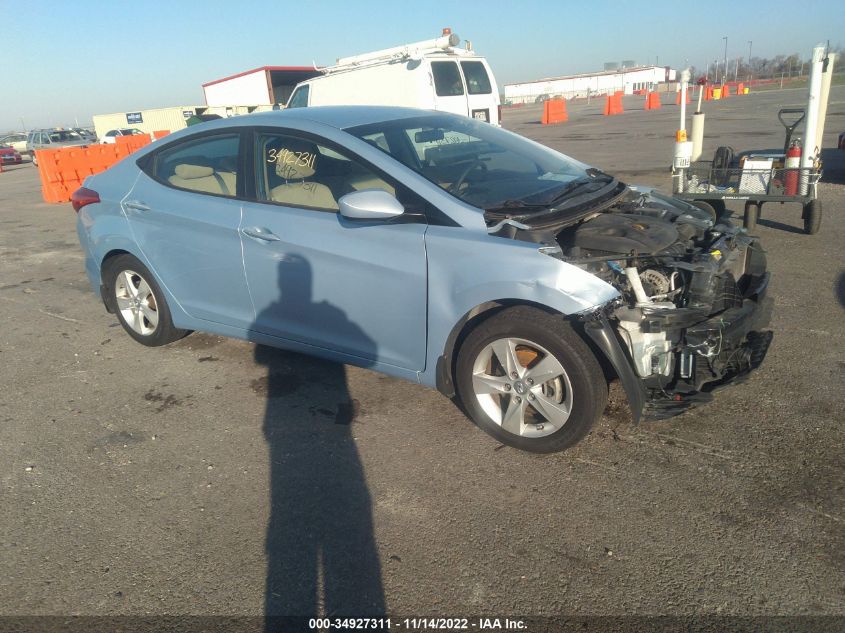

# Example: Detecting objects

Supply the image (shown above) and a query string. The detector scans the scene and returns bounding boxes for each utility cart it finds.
[673,108,823,234]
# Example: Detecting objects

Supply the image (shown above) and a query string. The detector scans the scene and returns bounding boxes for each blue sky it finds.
[2,0,843,130]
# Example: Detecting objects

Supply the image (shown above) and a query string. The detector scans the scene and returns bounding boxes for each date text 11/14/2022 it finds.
[307,617,528,630]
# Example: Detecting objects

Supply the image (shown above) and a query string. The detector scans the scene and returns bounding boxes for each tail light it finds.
[71,187,100,213]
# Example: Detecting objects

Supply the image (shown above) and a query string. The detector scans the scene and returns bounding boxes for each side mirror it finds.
[338,189,404,220]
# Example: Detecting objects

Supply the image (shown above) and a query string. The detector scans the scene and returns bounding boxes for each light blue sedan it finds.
[73,107,772,452]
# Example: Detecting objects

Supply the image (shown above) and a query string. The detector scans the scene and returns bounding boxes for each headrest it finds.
[175,164,214,179]
[273,140,318,180]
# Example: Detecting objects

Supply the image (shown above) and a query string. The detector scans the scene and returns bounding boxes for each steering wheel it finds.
[447,159,487,194]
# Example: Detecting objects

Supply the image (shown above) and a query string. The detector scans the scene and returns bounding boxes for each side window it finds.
[255,132,396,212]
[106,131,116,137]
[153,134,240,197]
[287,85,309,109]
[460,61,492,95]
[431,62,464,97]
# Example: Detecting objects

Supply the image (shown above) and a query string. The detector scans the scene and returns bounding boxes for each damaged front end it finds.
[491,186,774,422]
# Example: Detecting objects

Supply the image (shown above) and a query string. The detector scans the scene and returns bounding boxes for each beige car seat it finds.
[168,164,236,196]
[269,142,337,210]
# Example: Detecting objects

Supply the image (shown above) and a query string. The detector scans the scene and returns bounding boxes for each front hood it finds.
[487,185,714,245]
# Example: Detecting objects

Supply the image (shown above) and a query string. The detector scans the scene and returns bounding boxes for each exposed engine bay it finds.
[489,186,773,420]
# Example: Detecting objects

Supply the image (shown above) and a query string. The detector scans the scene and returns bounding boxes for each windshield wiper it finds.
[484,199,549,214]
[544,172,616,206]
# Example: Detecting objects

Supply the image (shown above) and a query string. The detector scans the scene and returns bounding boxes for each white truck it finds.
[286,31,501,125]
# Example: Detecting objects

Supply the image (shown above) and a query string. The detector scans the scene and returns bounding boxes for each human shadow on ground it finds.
[251,253,385,626]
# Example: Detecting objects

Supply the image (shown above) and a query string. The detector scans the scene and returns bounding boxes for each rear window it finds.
[49,131,82,142]
[461,61,492,95]
[287,85,309,108]
[431,62,463,97]
[152,134,240,198]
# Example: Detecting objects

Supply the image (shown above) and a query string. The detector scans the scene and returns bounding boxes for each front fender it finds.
[419,225,619,390]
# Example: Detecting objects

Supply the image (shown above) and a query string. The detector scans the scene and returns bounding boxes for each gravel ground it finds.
[0,87,842,630]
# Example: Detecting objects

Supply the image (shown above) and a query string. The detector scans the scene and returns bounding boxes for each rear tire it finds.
[103,254,188,346]
[455,306,608,453]
[743,201,759,232]
[803,199,821,235]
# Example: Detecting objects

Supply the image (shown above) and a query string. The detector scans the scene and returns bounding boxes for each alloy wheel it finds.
[114,269,159,336]
[471,337,573,438]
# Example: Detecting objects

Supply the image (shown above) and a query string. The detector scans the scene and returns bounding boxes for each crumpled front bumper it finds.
[582,274,773,423]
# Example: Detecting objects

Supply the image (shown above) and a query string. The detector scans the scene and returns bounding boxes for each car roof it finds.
[201,106,445,132]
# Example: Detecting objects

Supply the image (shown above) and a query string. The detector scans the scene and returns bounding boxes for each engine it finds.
[557,188,771,398]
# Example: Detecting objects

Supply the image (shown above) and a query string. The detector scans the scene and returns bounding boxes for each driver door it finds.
[240,129,429,371]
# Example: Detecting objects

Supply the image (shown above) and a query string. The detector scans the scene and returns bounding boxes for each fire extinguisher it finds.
[784,139,801,196]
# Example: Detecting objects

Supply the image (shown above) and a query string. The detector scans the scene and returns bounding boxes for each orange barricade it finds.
[644,92,662,110]
[736,83,744,96]
[675,90,691,105]
[603,93,624,116]
[722,84,731,98]
[152,130,170,140]
[541,98,568,125]
[36,136,153,204]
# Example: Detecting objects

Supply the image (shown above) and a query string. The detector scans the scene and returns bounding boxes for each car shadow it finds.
[251,254,385,624]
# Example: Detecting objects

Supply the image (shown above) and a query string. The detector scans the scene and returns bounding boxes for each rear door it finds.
[124,131,254,329]
[429,60,469,118]
[460,59,499,125]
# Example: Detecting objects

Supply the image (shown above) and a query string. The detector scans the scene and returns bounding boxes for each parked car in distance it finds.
[73,106,772,453]
[26,128,91,165]
[72,127,97,141]
[0,132,28,154]
[0,144,23,165]
[99,128,146,144]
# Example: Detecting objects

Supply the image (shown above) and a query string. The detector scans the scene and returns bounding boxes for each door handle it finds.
[241,227,281,242]
[124,199,150,212]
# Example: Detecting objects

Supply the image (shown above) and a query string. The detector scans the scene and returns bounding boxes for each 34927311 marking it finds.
[308,618,393,630]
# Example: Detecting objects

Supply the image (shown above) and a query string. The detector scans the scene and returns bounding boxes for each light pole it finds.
[722,36,728,85]
[747,41,753,81]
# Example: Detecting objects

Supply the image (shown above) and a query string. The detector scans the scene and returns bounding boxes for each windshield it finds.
[347,114,604,211]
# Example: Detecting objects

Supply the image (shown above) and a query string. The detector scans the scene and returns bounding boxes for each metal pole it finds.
[734,58,739,81]
[748,41,753,81]
[801,44,826,194]
[722,36,728,84]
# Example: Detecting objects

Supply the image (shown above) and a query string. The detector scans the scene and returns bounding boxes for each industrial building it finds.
[504,65,677,104]
[202,66,322,107]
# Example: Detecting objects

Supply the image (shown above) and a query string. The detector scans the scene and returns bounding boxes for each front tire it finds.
[104,254,188,346]
[455,307,608,453]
